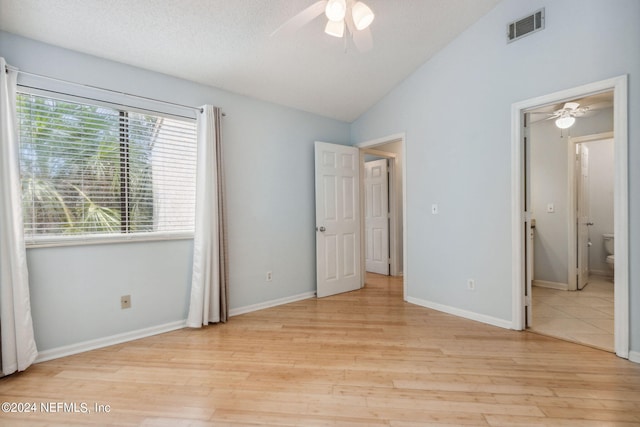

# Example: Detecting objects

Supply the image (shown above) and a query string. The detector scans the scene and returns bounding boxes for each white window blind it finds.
[16,92,197,243]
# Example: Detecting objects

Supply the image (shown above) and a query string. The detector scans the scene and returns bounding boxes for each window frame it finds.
[16,85,198,248]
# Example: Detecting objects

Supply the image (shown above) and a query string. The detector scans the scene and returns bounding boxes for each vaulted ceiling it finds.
[0,0,501,122]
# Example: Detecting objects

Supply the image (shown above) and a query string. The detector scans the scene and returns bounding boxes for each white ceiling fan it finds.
[271,0,375,52]
[531,99,611,129]
[549,102,588,129]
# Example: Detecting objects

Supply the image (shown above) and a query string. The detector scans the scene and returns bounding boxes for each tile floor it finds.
[530,275,614,352]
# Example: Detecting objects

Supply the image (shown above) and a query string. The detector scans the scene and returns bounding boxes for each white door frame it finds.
[511,76,629,359]
[567,132,614,292]
[356,133,407,300]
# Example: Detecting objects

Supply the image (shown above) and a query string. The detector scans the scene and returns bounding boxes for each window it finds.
[16,92,197,244]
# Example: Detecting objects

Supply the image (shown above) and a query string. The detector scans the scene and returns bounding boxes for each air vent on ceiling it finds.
[507,8,545,43]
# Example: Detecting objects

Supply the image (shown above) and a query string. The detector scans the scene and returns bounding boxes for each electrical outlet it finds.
[266,271,273,282]
[121,295,131,309]
[467,279,475,291]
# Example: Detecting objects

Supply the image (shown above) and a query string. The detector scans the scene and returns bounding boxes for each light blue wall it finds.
[0,31,350,351]
[26,240,193,350]
[351,0,640,352]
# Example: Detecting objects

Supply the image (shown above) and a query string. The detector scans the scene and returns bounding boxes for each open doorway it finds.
[527,91,614,351]
[511,76,629,359]
[357,134,407,299]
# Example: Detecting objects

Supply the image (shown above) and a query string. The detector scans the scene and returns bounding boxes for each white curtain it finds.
[187,105,228,327]
[0,58,38,375]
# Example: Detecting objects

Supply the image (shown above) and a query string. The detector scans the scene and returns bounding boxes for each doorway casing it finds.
[511,76,629,359]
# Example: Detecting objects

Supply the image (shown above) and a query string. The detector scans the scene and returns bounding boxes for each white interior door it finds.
[577,144,590,290]
[364,159,390,275]
[315,141,361,298]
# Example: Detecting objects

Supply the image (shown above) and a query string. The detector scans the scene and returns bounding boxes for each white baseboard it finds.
[32,292,634,366]
[229,291,315,317]
[590,269,613,278]
[35,292,316,364]
[406,296,513,330]
[35,320,187,363]
[533,280,569,290]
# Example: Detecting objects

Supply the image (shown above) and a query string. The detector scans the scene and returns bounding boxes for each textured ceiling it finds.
[0,0,501,122]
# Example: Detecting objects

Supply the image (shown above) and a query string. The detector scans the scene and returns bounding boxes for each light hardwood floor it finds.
[1,273,639,426]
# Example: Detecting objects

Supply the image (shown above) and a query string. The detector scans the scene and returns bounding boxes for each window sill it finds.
[25,231,194,249]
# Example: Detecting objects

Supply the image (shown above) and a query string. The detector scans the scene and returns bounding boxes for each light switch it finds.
[547,203,555,213]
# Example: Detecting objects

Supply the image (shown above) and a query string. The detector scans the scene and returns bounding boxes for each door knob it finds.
[587,222,594,226]
[317,226,326,232]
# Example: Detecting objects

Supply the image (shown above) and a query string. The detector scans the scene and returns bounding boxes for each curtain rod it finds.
[5,64,226,117]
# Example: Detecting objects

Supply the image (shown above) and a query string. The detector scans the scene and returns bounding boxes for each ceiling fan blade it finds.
[352,27,373,52]
[585,101,613,111]
[344,9,372,52]
[270,1,326,37]
[573,107,589,117]
[563,102,580,111]
[544,111,563,120]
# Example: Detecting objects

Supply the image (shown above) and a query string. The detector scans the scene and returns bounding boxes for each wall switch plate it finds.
[547,203,555,213]
[121,295,131,309]
[266,271,273,282]
[467,279,475,291]
[431,204,438,215]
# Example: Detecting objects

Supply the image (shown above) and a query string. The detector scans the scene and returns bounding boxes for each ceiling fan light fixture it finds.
[324,19,345,37]
[325,0,346,22]
[555,115,576,129]
[352,1,375,30]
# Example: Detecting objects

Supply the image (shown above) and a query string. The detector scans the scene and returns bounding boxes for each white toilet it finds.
[603,233,614,275]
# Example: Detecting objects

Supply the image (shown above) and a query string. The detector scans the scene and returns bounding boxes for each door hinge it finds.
[525,295,532,306]
[523,211,532,222]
